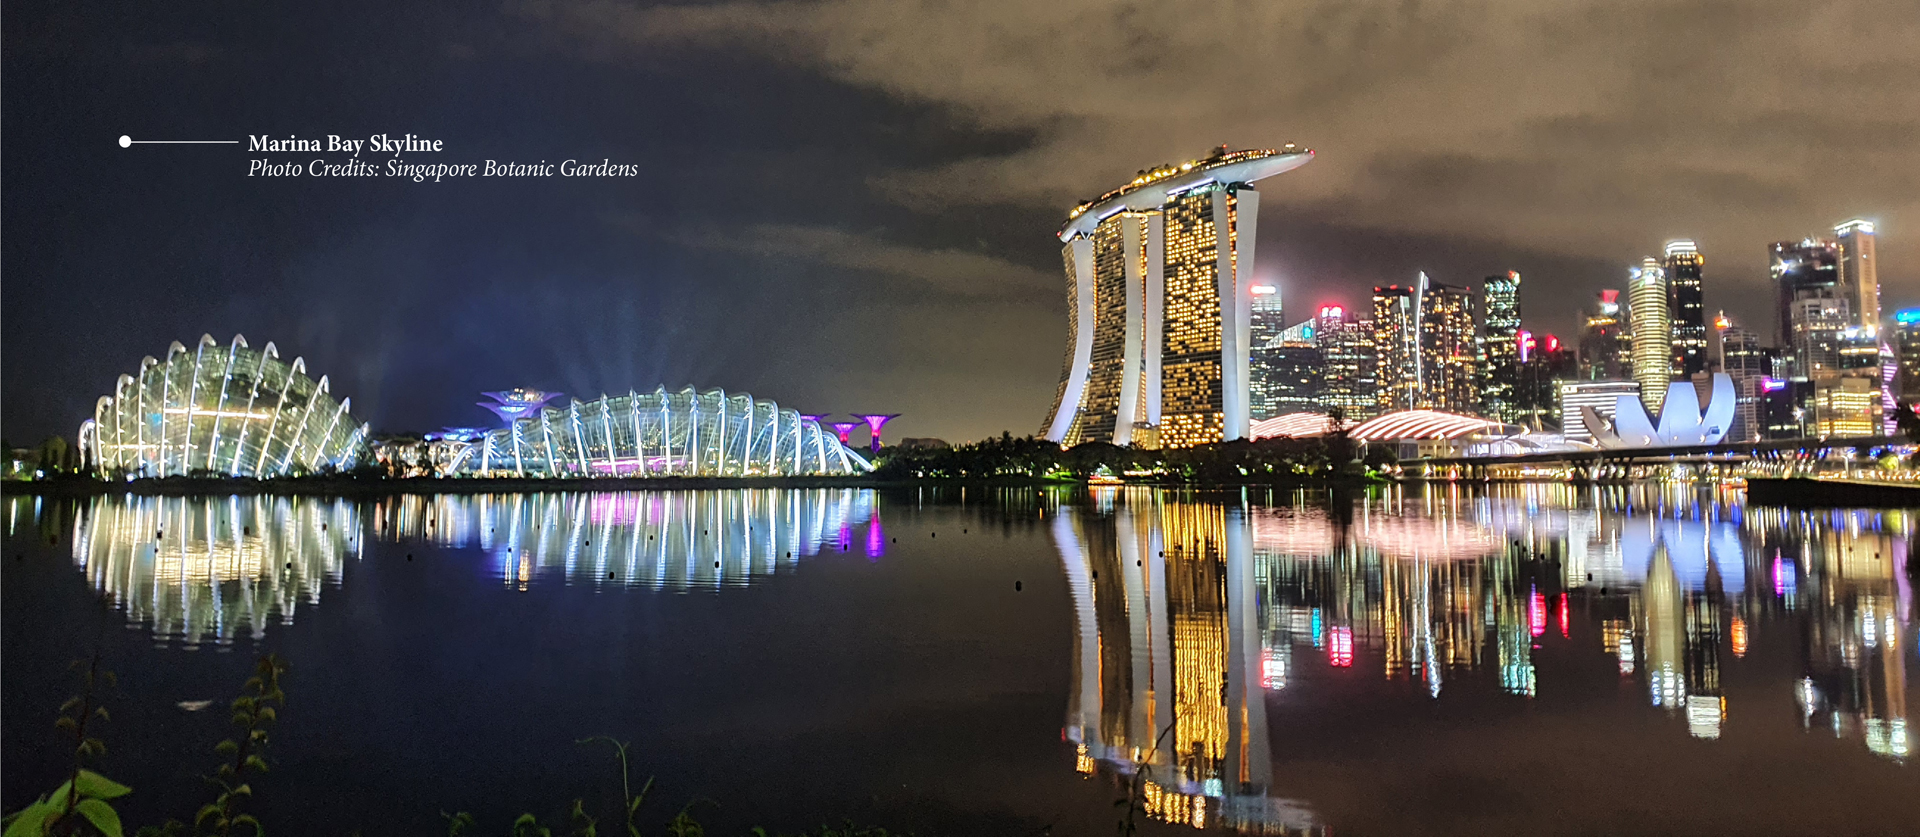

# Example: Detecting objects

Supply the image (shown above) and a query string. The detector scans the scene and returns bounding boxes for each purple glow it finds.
[829,422,860,445]
[852,413,901,452]
[866,514,885,559]
[479,389,562,425]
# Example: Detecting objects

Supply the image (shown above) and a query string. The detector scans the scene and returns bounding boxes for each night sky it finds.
[5,0,1916,446]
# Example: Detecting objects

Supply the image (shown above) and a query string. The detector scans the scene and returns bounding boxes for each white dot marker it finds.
[118,135,131,148]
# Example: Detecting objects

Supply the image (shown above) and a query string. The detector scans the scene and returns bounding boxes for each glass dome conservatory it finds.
[80,335,368,479]
[452,386,870,477]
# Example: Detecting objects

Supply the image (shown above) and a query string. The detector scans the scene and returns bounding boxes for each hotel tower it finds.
[1042,145,1313,448]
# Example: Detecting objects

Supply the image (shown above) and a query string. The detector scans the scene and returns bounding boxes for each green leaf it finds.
[74,770,131,800]
[228,813,261,836]
[228,784,252,799]
[242,755,268,774]
[2,799,56,837]
[73,798,123,837]
[55,717,78,732]
[93,707,111,723]
[194,804,221,827]
[215,740,239,755]
[255,707,276,724]
[60,697,83,714]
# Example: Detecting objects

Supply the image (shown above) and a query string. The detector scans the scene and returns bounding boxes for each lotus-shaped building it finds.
[80,335,368,479]
[1583,374,1736,449]
[450,386,870,477]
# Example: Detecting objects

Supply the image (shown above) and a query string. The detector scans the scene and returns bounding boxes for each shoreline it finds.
[1,474,1383,498]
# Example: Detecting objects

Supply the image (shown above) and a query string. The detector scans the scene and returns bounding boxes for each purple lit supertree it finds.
[479,389,562,425]
[829,422,860,446]
[852,414,900,452]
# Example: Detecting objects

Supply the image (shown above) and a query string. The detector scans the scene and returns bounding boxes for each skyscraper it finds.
[1665,240,1707,377]
[1629,258,1672,414]
[1482,271,1522,422]
[1578,290,1631,381]
[1042,146,1313,448]
[1260,343,1324,417]
[1422,280,1480,414]
[1373,284,1419,414]
[1835,219,1879,329]
[1315,306,1378,422]
[1895,308,1920,403]
[1373,276,1478,415]
[1771,238,1842,357]
[1713,313,1767,442]
[1248,283,1285,420]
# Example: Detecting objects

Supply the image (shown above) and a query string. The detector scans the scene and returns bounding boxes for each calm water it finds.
[3,485,1915,835]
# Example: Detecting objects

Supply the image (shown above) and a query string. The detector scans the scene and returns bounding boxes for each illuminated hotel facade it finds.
[1043,146,1313,449]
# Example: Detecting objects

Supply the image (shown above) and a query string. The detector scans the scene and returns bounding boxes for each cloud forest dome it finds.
[80,335,368,479]
[454,386,871,477]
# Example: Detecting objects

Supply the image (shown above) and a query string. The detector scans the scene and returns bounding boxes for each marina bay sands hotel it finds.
[1042,145,1313,448]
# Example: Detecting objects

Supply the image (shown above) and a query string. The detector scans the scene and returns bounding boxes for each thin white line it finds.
[130,141,238,144]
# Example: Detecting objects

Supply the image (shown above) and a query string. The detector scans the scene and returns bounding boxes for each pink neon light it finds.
[1329,627,1353,667]
[1530,587,1547,637]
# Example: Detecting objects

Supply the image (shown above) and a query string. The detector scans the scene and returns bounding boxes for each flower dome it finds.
[80,335,368,478]
[452,386,870,477]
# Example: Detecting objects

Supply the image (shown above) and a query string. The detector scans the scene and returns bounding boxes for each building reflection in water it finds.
[1056,485,1912,831]
[371,489,879,591]
[61,490,879,646]
[69,495,359,648]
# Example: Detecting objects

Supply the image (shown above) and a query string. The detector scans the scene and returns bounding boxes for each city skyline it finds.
[4,1,1917,447]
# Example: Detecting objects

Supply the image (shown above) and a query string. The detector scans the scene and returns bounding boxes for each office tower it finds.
[1482,271,1522,421]
[1248,283,1285,420]
[1316,306,1378,421]
[1252,316,1319,420]
[1771,238,1842,351]
[1559,380,1641,444]
[1665,240,1707,377]
[1812,372,1881,438]
[1895,309,1920,403]
[1517,332,1574,427]
[1714,313,1767,442]
[1762,378,1815,439]
[1579,290,1631,380]
[1835,219,1879,329]
[1373,276,1478,415]
[1250,283,1284,348]
[1044,146,1313,448]
[1373,285,1419,413]
[1790,295,1850,375]
[1262,344,1324,416]
[1423,280,1480,414]
[1629,258,1672,413]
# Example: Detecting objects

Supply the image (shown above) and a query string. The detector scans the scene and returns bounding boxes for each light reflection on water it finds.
[58,490,882,646]
[66,495,360,648]
[14,484,1913,833]
[1059,484,1912,832]
[368,490,879,591]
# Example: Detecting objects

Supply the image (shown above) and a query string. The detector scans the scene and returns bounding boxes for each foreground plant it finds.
[1,656,133,837]
[138,654,287,837]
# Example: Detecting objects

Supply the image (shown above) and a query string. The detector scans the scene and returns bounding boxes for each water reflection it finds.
[69,495,360,647]
[1057,486,1913,831]
[369,490,879,590]
[60,490,880,647]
